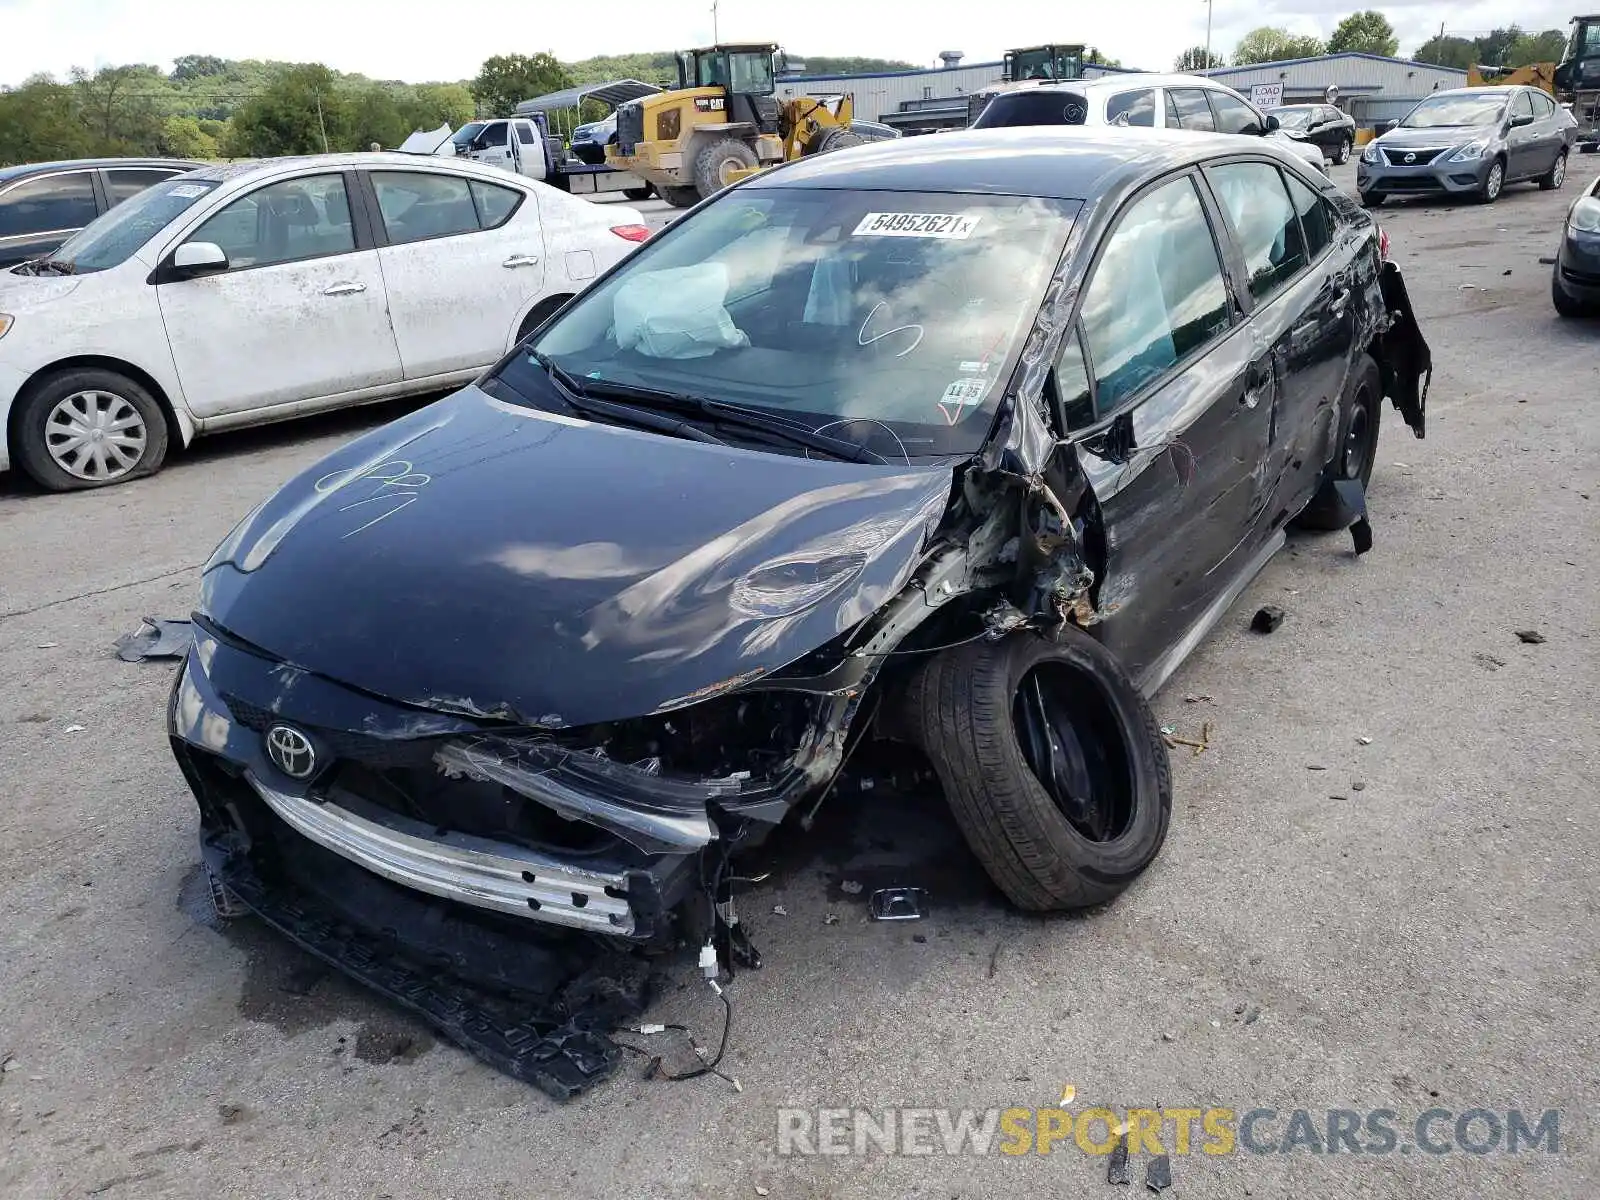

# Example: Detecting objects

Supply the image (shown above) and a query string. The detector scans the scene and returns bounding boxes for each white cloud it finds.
[0,0,1580,89]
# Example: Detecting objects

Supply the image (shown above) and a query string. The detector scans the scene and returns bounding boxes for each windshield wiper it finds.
[530,351,725,446]
[551,370,890,465]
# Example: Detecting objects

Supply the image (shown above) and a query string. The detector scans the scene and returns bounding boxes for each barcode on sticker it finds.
[853,212,981,239]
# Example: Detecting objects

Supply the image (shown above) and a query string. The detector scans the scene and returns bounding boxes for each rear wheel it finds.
[1297,354,1381,530]
[908,626,1172,911]
[1335,138,1352,165]
[623,185,654,201]
[14,368,169,491]
[663,185,700,209]
[691,137,759,198]
[806,127,867,156]
[1479,157,1505,204]
[1539,149,1568,191]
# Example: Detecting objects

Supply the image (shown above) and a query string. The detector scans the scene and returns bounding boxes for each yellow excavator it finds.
[606,43,863,207]
[1466,62,1557,93]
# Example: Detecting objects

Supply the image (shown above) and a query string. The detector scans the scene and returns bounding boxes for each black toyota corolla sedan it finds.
[170,128,1430,1092]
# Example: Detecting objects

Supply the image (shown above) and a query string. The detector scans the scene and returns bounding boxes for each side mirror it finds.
[1510,112,1535,128]
[171,241,228,279]
[1264,114,1281,132]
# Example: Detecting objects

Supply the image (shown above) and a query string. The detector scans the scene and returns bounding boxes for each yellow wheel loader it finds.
[606,43,864,207]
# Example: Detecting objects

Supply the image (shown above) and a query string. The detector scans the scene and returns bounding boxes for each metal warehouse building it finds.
[778,51,1466,134]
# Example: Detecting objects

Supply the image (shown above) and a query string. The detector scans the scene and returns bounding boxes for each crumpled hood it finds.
[199,385,955,728]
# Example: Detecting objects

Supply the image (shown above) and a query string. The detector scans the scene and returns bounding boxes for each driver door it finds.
[471,121,516,172]
[1506,91,1539,178]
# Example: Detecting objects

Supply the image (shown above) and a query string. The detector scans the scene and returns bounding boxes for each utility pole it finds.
[1203,0,1214,72]
[711,0,719,43]
[1436,22,1445,65]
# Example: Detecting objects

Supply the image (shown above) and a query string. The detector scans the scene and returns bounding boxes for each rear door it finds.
[0,169,101,267]
[1058,170,1274,686]
[157,170,402,417]
[513,120,547,180]
[364,168,547,378]
[1507,91,1539,177]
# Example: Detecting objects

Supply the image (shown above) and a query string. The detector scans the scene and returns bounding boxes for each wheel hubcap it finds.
[1554,156,1566,186]
[1488,164,1503,196]
[1342,393,1371,480]
[44,390,147,481]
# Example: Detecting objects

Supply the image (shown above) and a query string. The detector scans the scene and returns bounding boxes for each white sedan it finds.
[0,152,649,489]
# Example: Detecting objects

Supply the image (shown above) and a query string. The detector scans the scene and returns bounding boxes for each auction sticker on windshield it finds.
[168,184,209,198]
[853,212,981,239]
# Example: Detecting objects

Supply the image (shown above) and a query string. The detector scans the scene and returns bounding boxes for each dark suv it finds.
[0,158,204,268]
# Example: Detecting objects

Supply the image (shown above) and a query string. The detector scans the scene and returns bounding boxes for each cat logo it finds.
[694,97,727,113]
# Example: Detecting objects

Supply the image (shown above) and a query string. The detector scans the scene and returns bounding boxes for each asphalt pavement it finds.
[1,161,1596,1199]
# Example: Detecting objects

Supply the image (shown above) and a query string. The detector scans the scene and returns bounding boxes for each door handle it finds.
[323,282,367,296]
[502,255,540,268]
[1330,286,1350,317]
[1242,359,1272,408]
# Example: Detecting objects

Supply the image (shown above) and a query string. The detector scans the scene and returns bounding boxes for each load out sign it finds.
[1250,83,1284,110]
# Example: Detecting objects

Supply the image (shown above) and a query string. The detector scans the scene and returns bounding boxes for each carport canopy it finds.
[514,79,662,115]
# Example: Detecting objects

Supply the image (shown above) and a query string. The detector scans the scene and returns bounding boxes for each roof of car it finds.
[1011,73,1242,94]
[179,152,529,184]
[0,157,204,183]
[749,126,1302,201]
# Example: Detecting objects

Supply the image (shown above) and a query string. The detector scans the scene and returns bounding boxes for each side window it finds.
[371,172,479,243]
[1208,161,1307,302]
[0,173,98,238]
[106,169,181,206]
[190,174,355,269]
[1079,176,1232,410]
[514,122,538,144]
[1053,325,1095,429]
[478,122,509,148]
[1285,173,1334,258]
[1533,92,1556,117]
[1513,91,1536,120]
[1107,89,1157,127]
[1169,88,1217,132]
[1209,91,1264,136]
[470,179,524,230]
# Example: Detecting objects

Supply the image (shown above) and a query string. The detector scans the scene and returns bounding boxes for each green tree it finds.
[1327,11,1399,57]
[1412,35,1478,69]
[470,53,571,117]
[404,82,476,129]
[1508,29,1568,66]
[1174,46,1227,71]
[159,114,220,159]
[227,63,350,156]
[70,64,166,153]
[789,55,916,75]
[1232,27,1327,65]
[1085,47,1123,67]
[170,55,227,82]
[0,78,97,166]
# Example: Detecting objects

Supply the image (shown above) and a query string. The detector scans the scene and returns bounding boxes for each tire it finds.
[623,185,654,201]
[516,294,574,344]
[663,185,700,209]
[806,127,867,156]
[908,626,1173,911]
[1296,354,1382,531]
[1478,157,1505,204]
[1539,149,1568,191]
[1361,190,1386,209]
[1552,267,1597,318]
[691,137,759,198]
[1335,138,1352,165]
[14,368,169,491]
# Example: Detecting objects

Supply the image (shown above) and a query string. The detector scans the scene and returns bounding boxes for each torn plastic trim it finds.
[1374,261,1431,438]
[244,770,638,935]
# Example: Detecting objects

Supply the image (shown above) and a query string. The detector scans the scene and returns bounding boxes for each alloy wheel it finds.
[1553,154,1567,188]
[1486,161,1504,200]
[44,390,148,482]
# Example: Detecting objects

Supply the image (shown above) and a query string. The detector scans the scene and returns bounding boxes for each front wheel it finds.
[691,137,759,198]
[1539,150,1568,191]
[1335,138,1352,165]
[662,185,700,209]
[14,368,169,491]
[1479,158,1505,204]
[1296,354,1382,530]
[623,185,654,201]
[908,626,1172,911]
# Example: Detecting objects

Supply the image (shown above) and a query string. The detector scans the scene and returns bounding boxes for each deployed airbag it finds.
[613,264,750,359]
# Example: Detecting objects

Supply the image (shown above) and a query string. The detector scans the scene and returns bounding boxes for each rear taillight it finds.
[610,224,651,243]
[1378,226,1391,263]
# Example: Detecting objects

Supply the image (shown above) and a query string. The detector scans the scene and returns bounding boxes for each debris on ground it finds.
[113,617,194,662]
[771,905,787,917]
[1184,693,1212,704]
[1243,1005,1261,1025]
[869,887,926,921]
[1352,781,1367,792]
[1357,736,1373,745]
[1514,629,1546,644]
[1161,1031,1176,1042]
[1107,1134,1131,1184]
[62,724,86,733]
[1146,1153,1173,1191]
[1162,722,1211,757]
[755,1186,770,1196]
[839,880,864,895]
[36,642,57,649]
[823,913,839,925]
[1473,652,1506,671]
[1307,764,1327,772]
[1539,255,1557,265]
[1250,605,1285,634]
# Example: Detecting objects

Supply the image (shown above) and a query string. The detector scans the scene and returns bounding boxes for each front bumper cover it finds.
[1358,150,1490,197]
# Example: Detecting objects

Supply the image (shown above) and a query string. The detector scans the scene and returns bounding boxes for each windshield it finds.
[1271,107,1314,129]
[1400,93,1508,128]
[1011,49,1082,80]
[43,177,219,274]
[505,188,1078,458]
[450,122,486,147]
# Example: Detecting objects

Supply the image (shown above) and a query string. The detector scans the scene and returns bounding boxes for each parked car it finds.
[1552,171,1600,315]
[569,113,617,165]
[170,128,1431,1089]
[1268,103,1359,164]
[0,153,648,490]
[971,73,1330,173]
[1358,85,1575,205]
[0,158,204,269]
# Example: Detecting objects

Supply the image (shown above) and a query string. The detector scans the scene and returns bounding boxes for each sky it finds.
[0,0,1581,87]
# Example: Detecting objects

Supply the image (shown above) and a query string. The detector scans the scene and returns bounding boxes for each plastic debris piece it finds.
[36,642,57,649]
[839,880,864,895]
[1352,781,1367,792]
[1146,1154,1173,1191]
[1307,764,1327,771]
[62,725,86,733]
[1243,1005,1261,1025]
[755,1187,770,1196]
[869,887,927,921]
[1160,724,1176,736]
[1161,1031,1176,1042]
[1514,629,1545,644]
[1357,736,1373,745]
[823,913,839,925]
[1250,605,1285,634]
[772,904,788,917]
[1108,1134,1131,1184]
[114,617,194,662]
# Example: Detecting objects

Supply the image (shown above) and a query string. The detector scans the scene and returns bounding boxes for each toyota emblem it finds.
[1404,152,1417,163]
[265,725,316,779]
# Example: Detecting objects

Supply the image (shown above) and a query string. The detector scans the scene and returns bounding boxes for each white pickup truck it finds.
[399,118,653,199]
